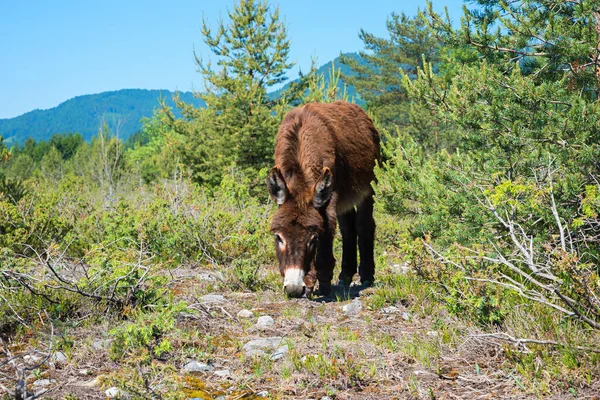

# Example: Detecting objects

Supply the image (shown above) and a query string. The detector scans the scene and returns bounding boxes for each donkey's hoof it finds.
[316,283,332,297]
[336,278,352,287]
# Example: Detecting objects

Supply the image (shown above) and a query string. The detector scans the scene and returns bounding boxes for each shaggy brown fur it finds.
[267,101,380,297]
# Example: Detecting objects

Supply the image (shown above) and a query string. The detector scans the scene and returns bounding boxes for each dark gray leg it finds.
[357,194,375,285]
[315,207,336,296]
[315,231,335,296]
[337,208,357,285]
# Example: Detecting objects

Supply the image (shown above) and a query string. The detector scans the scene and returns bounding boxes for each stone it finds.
[401,312,411,321]
[381,306,399,314]
[213,369,231,377]
[52,351,68,364]
[78,368,90,376]
[246,349,266,357]
[256,391,269,397]
[392,263,411,274]
[237,309,254,318]
[412,370,438,382]
[256,315,274,328]
[426,330,439,338]
[321,397,332,400]
[80,377,100,387]
[270,345,289,361]
[92,338,112,351]
[242,337,283,356]
[33,379,53,387]
[23,352,43,364]
[105,387,130,399]
[182,361,214,373]
[342,300,362,316]
[198,272,220,281]
[200,294,226,303]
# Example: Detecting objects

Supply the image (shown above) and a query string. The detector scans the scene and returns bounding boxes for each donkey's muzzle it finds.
[284,284,306,298]
[283,268,306,298]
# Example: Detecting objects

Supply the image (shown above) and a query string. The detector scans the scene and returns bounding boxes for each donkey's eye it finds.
[275,234,285,249]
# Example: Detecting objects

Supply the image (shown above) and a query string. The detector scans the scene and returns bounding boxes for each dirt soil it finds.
[2,266,599,400]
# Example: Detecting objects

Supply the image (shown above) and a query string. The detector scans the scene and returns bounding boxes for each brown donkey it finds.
[267,101,380,298]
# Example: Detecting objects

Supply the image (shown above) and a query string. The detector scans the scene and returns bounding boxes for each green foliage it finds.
[109,302,187,361]
[125,116,182,184]
[0,171,27,205]
[0,135,10,162]
[0,134,275,332]
[425,0,600,95]
[301,61,351,104]
[373,0,600,328]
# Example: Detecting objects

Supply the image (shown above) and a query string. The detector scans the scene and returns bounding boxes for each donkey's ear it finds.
[313,167,333,208]
[267,167,288,205]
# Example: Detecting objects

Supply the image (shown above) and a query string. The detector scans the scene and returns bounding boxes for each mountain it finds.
[0,54,365,145]
[0,89,205,145]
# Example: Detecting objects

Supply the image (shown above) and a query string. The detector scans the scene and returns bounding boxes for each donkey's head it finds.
[267,166,333,298]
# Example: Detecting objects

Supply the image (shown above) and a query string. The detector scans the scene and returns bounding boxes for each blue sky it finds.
[0,0,466,119]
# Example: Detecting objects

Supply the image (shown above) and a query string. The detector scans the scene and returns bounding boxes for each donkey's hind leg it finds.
[337,208,357,285]
[357,194,375,285]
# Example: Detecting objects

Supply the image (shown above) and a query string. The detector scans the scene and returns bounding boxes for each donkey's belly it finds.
[336,187,371,215]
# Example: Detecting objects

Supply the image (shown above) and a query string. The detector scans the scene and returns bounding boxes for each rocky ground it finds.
[1,264,599,400]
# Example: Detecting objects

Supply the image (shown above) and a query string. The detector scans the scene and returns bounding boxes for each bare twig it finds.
[471,332,600,353]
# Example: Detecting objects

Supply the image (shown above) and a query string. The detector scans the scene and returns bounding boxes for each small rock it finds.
[401,312,411,321]
[321,397,332,400]
[342,300,362,316]
[246,349,266,357]
[182,361,213,373]
[213,369,231,378]
[412,369,438,382]
[256,315,274,328]
[80,377,100,387]
[381,306,399,314]
[78,369,90,376]
[392,263,411,274]
[23,352,43,364]
[53,351,68,364]
[201,294,226,303]
[237,309,254,318]
[33,379,53,387]
[270,345,289,361]
[426,330,439,338]
[242,337,283,356]
[92,338,112,351]
[198,272,219,281]
[105,387,130,399]
[256,391,269,397]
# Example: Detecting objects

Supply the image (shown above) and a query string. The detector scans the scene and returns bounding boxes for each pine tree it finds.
[340,13,441,133]
[162,0,300,186]
[426,0,600,96]
[0,135,10,163]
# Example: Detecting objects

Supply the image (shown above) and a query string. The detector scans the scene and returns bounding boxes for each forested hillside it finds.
[2,0,600,399]
[0,90,205,145]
